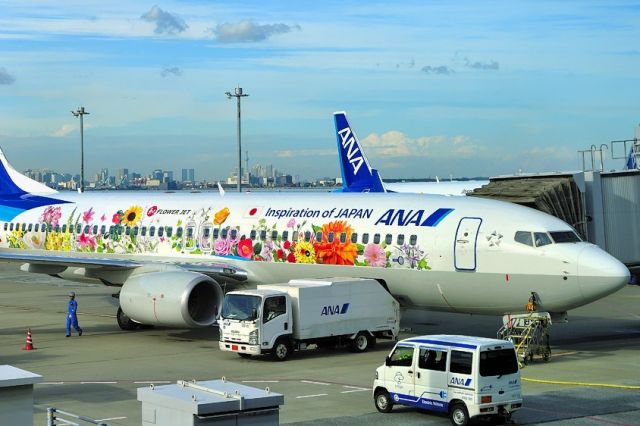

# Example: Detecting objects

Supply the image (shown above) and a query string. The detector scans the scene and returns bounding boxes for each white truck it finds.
[373,335,523,425]
[219,277,400,360]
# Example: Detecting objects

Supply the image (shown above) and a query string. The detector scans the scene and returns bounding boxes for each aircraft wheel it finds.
[117,307,138,331]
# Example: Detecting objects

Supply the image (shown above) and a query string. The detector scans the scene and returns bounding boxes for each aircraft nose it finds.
[578,245,629,303]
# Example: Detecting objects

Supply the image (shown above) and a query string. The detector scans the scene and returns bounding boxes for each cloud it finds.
[161,67,183,77]
[0,67,16,84]
[519,146,573,160]
[211,20,300,43]
[361,131,483,159]
[463,57,499,70]
[50,124,75,138]
[141,5,188,35]
[421,65,454,75]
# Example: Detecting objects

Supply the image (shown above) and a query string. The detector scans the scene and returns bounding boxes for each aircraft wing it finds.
[0,251,249,284]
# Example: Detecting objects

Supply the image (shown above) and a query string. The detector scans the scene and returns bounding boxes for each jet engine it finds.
[119,270,224,328]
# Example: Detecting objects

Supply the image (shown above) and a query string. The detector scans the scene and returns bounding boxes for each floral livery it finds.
[7,205,431,271]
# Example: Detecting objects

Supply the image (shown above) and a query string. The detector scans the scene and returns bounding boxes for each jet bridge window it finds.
[419,348,448,372]
[514,231,533,247]
[534,232,552,247]
[450,350,473,375]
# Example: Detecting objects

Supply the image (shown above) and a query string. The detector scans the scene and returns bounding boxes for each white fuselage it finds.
[0,191,629,315]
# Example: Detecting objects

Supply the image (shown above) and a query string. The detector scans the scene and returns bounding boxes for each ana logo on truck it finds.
[450,377,472,387]
[321,303,350,316]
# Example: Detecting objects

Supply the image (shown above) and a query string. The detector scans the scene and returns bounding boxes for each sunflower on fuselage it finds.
[122,205,143,227]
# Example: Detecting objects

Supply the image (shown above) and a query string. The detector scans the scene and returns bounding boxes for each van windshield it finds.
[221,294,261,320]
[479,349,518,377]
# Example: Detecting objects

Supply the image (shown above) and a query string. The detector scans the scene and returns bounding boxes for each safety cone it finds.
[23,328,35,350]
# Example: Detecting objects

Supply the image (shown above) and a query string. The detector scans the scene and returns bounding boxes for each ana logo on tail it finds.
[338,126,364,176]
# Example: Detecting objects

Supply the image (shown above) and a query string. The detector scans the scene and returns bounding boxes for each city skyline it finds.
[1,1,639,180]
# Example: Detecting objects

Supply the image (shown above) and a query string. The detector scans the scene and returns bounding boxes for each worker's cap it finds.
[68,291,76,297]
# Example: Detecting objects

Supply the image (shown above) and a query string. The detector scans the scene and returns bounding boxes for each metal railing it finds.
[46,407,107,426]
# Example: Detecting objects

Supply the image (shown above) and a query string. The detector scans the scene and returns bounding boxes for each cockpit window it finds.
[550,231,582,243]
[514,231,533,247]
[534,232,552,247]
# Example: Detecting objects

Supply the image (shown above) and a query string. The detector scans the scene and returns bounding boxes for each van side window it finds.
[450,350,473,375]
[419,348,448,372]
[388,345,414,367]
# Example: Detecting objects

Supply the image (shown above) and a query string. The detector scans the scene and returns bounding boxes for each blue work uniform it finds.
[66,298,83,336]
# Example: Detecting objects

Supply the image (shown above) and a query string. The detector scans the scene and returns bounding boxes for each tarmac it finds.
[0,262,638,425]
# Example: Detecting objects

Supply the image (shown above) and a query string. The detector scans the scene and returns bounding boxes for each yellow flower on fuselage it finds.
[213,207,230,225]
[123,205,143,227]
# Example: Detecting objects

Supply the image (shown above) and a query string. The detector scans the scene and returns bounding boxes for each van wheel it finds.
[374,390,393,413]
[350,332,370,353]
[450,403,469,426]
[271,338,291,361]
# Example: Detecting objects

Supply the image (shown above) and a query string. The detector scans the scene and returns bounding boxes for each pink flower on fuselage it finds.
[83,208,95,224]
[78,233,96,250]
[364,243,386,267]
[214,238,232,256]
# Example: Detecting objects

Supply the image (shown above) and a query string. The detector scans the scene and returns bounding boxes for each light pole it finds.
[225,87,249,192]
[71,106,89,193]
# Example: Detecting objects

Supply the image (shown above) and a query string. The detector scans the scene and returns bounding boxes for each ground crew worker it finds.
[66,291,83,337]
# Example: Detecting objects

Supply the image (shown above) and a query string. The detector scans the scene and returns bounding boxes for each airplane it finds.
[0,140,629,332]
[334,111,489,195]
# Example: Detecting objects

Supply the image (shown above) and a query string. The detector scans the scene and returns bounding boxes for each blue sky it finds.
[0,0,639,181]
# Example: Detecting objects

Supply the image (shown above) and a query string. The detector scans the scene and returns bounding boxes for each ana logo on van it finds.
[321,303,350,316]
[450,377,472,387]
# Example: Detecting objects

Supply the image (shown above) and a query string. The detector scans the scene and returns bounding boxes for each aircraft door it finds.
[454,217,482,271]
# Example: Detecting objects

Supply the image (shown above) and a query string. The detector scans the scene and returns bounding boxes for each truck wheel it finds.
[450,403,469,426]
[271,338,291,361]
[374,390,393,413]
[350,332,370,353]
[117,307,138,331]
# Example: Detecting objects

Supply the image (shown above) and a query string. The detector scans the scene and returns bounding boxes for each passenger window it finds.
[373,233,380,244]
[514,231,533,247]
[132,226,139,236]
[263,296,287,323]
[362,233,369,244]
[125,227,131,236]
[419,348,448,372]
[271,230,278,240]
[315,231,322,242]
[328,232,334,243]
[351,232,358,243]
[22,223,26,232]
[9,223,13,231]
[305,231,311,242]
[158,227,164,237]
[397,234,405,245]
[282,230,288,241]
[28,223,33,232]
[450,350,473,375]
[76,224,82,234]
[230,229,237,239]
[34,224,39,232]
[62,224,67,233]
[213,228,219,239]
[292,231,298,241]
[141,226,147,236]
[221,228,228,239]
[176,227,183,238]
[150,226,156,237]
[83,225,89,234]
[100,225,106,235]
[534,232,552,247]
[250,230,256,240]
[387,345,414,367]
[410,234,417,245]
[339,232,346,243]
[3,223,7,231]
[166,227,172,237]
[385,234,392,245]
[92,225,98,234]
[259,230,266,240]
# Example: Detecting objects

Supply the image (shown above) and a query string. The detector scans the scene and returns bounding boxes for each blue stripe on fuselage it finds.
[423,208,454,227]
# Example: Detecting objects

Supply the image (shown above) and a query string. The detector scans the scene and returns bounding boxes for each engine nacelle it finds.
[120,271,223,327]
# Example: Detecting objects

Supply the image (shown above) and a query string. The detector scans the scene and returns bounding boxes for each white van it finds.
[373,335,522,425]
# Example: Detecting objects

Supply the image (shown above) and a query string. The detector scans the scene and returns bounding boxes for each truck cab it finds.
[373,335,522,425]
[219,289,292,359]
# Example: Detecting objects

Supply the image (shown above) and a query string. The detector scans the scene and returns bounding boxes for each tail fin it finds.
[0,148,57,195]
[334,111,386,193]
